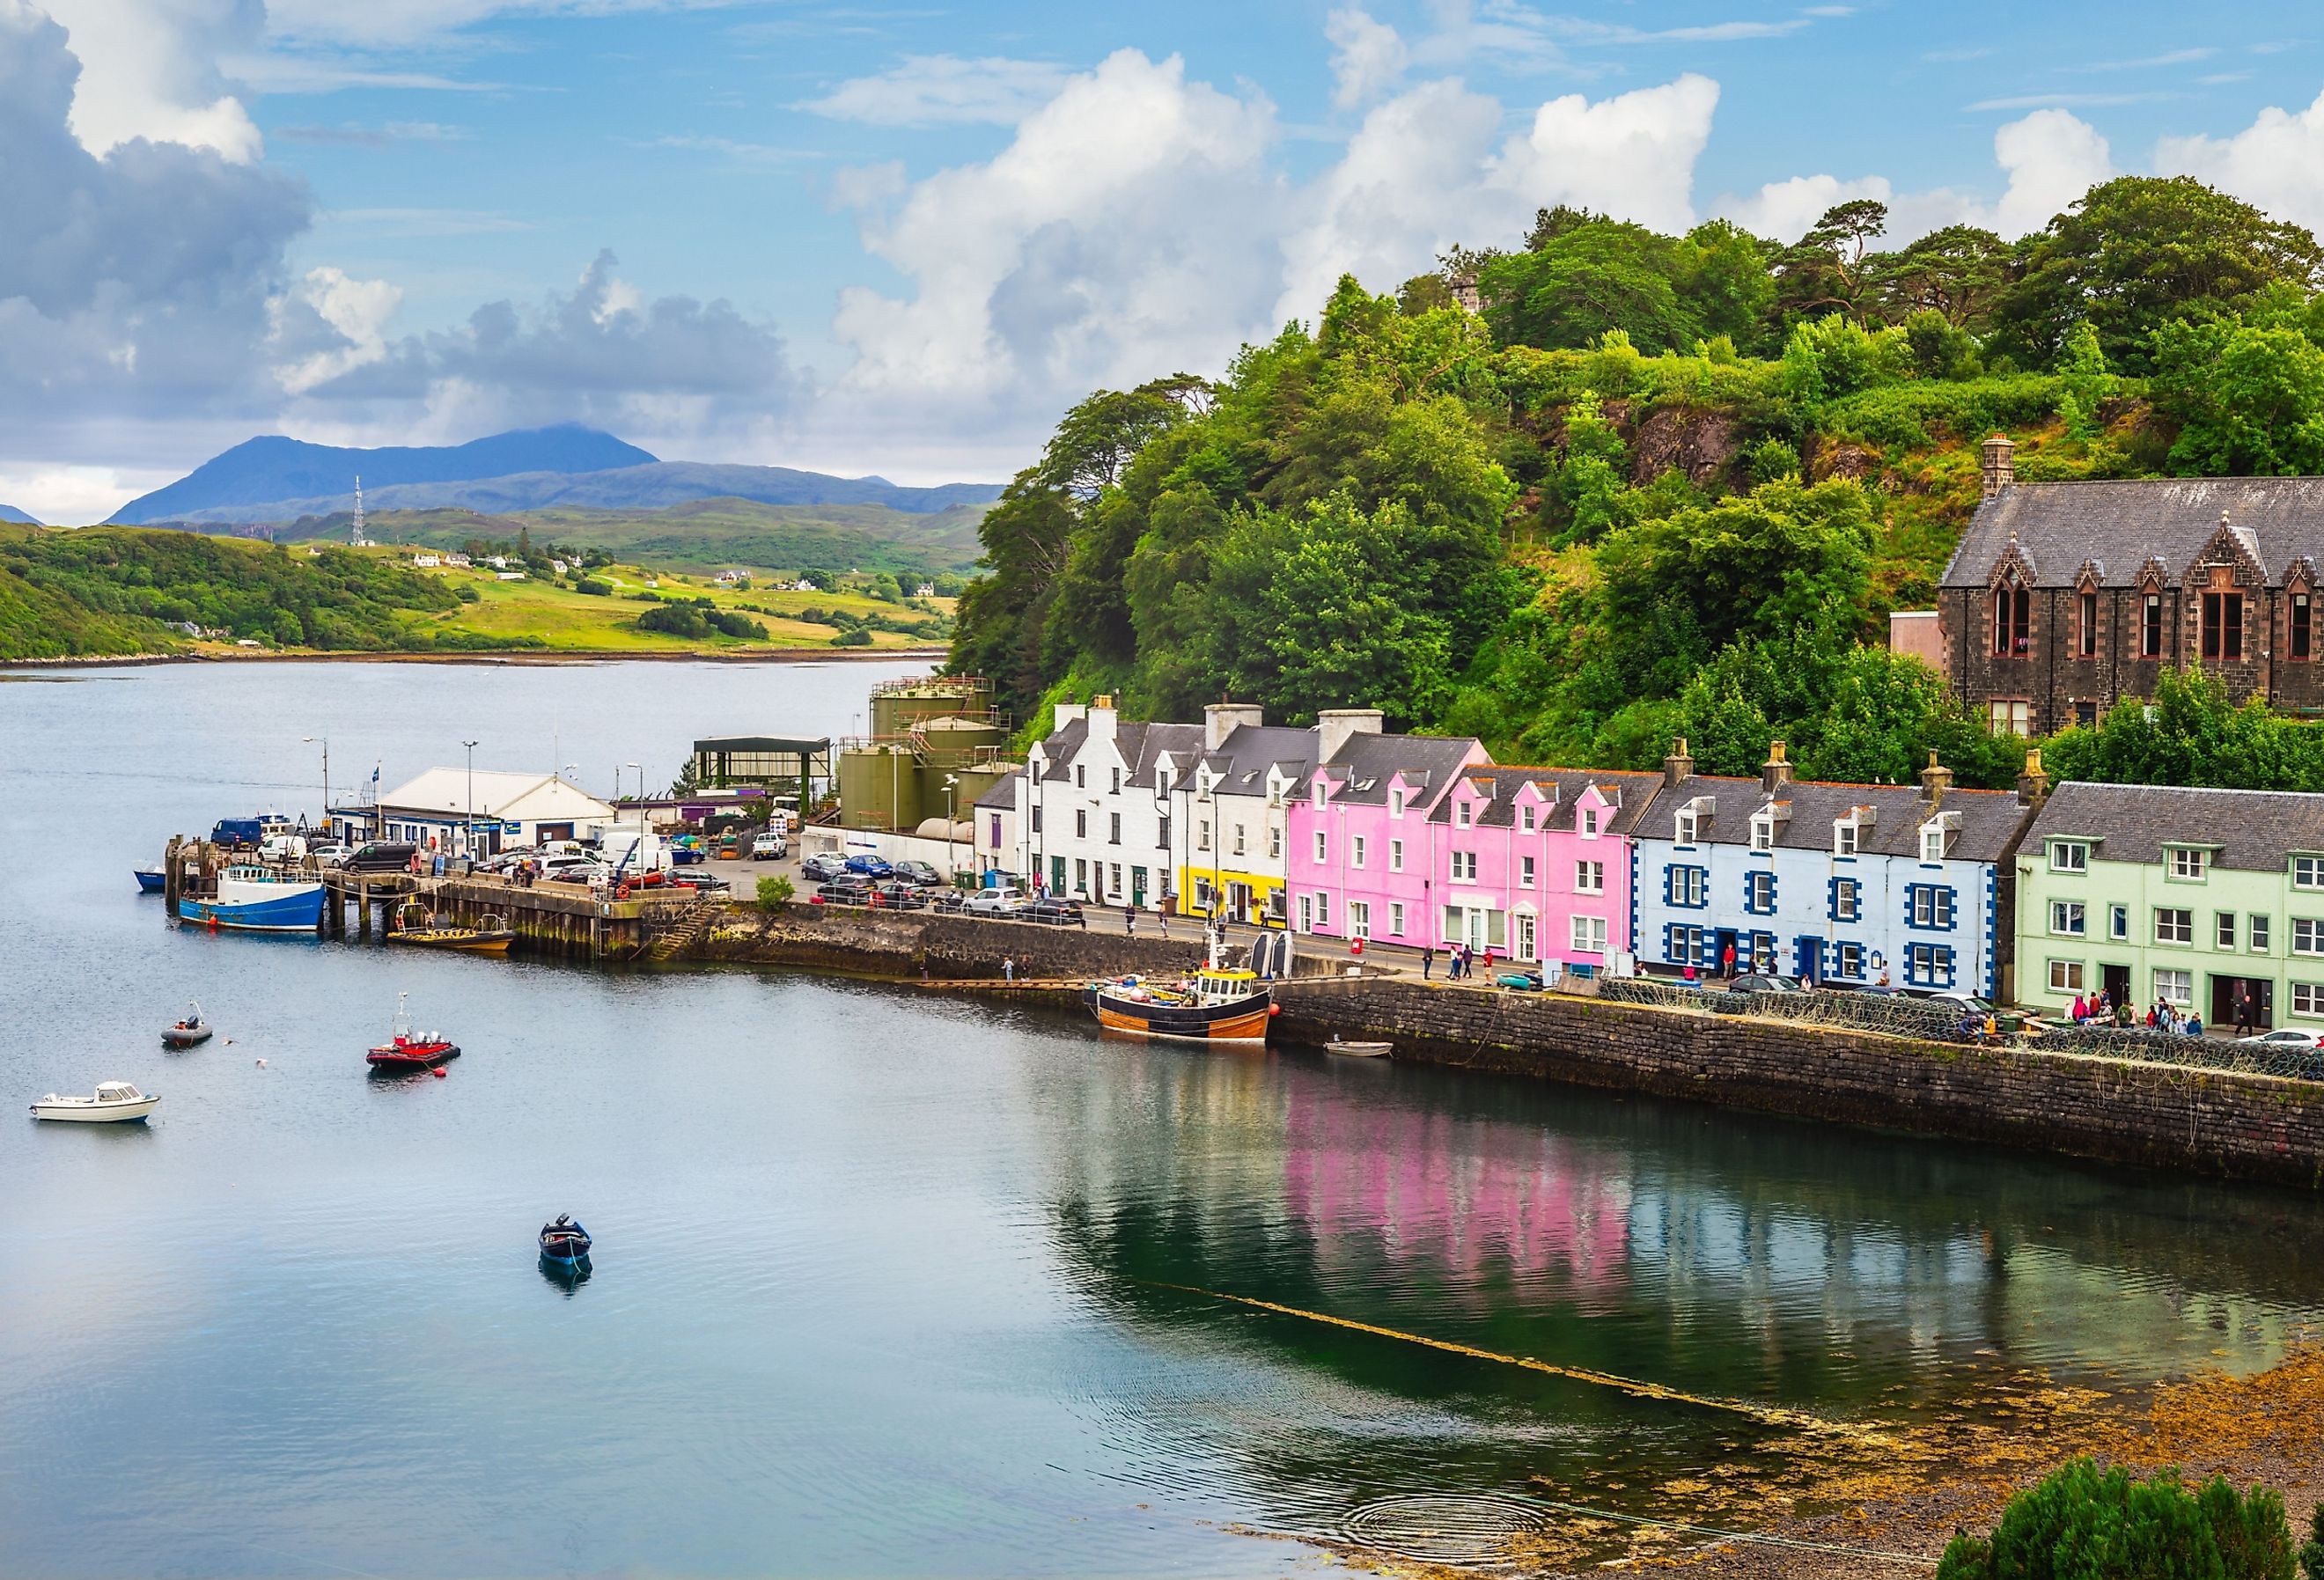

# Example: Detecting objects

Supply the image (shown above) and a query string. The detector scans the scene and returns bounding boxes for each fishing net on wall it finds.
[2039,1023,2324,1082]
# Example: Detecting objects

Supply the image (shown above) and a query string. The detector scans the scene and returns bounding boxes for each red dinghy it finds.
[367,991,461,1072]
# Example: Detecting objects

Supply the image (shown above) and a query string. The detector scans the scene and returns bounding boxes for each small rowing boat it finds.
[1325,1038,1391,1057]
[162,1001,212,1048]
[539,1213,592,1269]
[389,907,514,954]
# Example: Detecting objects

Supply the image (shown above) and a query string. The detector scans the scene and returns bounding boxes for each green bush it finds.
[636,598,768,640]
[575,577,614,596]
[830,628,873,647]
[455,584,481,603]
[2298,1501,2323,1580]
[1937,1459,2296,1580]
[754,874,793,913]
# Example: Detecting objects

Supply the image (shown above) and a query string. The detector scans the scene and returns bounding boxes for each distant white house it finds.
[411,553,442,568]
[496,571,526,582]
[791,579,817,592]
[445,552,472,569]
[644,578,658,589]
[714,570,744,586]
[915,584,937,598]
[364,768,618,858]
[486,555,509,570]
[549,557,570,575]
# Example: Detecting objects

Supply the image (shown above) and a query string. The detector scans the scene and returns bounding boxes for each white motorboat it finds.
[31,1082,160,1123]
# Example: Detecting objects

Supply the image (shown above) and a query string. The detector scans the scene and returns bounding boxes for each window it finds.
[2155,908,2193,945]
[2050,841,2087,873]
[1390,839,1404,872]
[2202,590,2245,660]
[1451,851,1477,882]
[1108,812,1121,846]
[1158,815,1171,849]
[1745,871,1776,914]
[2295,918,2324,957]
[1390,901,1405,936]
[2109,904,2129,941]
[1316,893,1330,926]
[2297,592,2314,660]
[1921,825,1947,863]
[1389,789,1406,818]
[1109,863,1122,894]
[2141,592,2164,658]
[1749,813,1775,853]
[1667,865,1707,908]
[2155,967,2192,1006]
[1992,580,2030,655]
[1576,860,1605,894]
[2295,982,2324,1019]
[1350,900,1369,939]
[1520,805,1536,834]
[1835,822,1858,856]
[1665,924,1709,967]
[2050,900,2085,936]
[2049,959,2086,993]
[1313,782,1326,809]
[1520,856,1536,889]
[1197,819,1211,852]
[1269,827,1283,860]
[1571,915,1608,954]
[1075,766,1085,790]
[1074,857,1087,893]
[2078,589,2097,657]
[1457,801,1474,828]
[1031,805,1043,834]
[1581,807,1600,836]
[1906,943,1954,987]
[2169,847,2207,880]
[1832,878,1859,922]
[1835,942,1864,979]
[1075,810,1087,839]
[1908,885,1956,930]
[2253,914,2272,952]
[2296,856,2324,889]
[1675,809,1702,845]
[1313,831,1327,863]
[2217,912,2237,950]
[1109,768,1121,794]
[1351,835,1365,868]
[1232,825,1246,856]
[1989,700,2032,737]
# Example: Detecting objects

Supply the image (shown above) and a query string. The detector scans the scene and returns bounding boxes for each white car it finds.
[962,886,1028,915]
[2239,1027,2324,1048]
[750,832,788,860]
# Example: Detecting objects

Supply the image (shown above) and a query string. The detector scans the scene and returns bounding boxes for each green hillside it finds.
[954,175,2324,790]
[263,496,989,578]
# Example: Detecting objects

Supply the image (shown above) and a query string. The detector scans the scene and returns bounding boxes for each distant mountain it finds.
[0,503,40,525]
[111,424,660,525]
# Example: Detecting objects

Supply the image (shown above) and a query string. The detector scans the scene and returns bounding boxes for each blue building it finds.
[1629,741,2043,997]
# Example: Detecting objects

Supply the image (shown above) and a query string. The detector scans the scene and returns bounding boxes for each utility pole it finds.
[462,739,479,861]
[304,736,328,838]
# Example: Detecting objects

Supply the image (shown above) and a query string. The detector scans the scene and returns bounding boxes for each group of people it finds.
[2066,989,2212,1036]
[1421,943,1490,981]
[2066,990,2132,1028]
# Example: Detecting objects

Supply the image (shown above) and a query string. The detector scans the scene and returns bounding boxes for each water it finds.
[4,660,2321,1577]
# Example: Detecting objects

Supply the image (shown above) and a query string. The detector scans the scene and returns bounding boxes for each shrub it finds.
[455,584,481,604]
[1936,1459,2296,1580]
[831,628,873,647]
[575,577,614,596]
[755,874,793,913]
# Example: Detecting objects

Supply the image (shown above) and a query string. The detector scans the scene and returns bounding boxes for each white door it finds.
[1515,912,1535,961]
[1298,894,1313,933]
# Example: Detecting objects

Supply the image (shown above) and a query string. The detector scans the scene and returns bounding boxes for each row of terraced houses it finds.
[992,696,2324,1030]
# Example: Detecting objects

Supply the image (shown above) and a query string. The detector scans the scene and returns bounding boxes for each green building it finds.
[2015,777,2324,1029]
[836,674,1015,834]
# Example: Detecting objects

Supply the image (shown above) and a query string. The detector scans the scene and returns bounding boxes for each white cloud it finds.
[27,0,262,160]
[273,267,403,394]
[0,462,177,525]
[800,55,1073,128]
[1326,6,1408,109]
[1497,72,1720,233]
[1717,173,1894,243]
[2157,85,2324,236]
[1990,108,2114,236]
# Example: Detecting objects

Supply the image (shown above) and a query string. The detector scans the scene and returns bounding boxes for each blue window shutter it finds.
[1663,865,1674,906]
[1769,872,1778,913]
[1827,876,1838,920]
[1941,886,1957,930]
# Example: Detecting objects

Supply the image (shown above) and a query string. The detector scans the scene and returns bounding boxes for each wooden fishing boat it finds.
[366,992,460,1071]
[162,1001,212,1047]
[1086,935,1274,1043]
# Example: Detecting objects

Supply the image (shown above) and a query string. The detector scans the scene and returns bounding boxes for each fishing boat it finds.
[32,1082,159,1123]
[162,1001,212,1048]
[134,868,166,894]
[539,1214,592,1268]
[365,992,460,1071]
[1085,934,1274,1043]
[178,864,326,935]
[1325,1038,1391,1057]
[388,908,515,954]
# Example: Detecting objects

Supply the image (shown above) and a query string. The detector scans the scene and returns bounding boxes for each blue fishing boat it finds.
[178,864,327,935]
[134,869,165,894]
[539,1214,592,1270]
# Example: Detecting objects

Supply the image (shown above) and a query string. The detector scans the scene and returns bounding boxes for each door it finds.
[1228,883,1249,923]
[1796,937,1824,985]
[1131,866,1147,907]
[1515,911,1535,962]
[2211,974,2274,1031]
[1714,928,1739,977]
[1298,894,1313,933]
[2102,962,2130,1010]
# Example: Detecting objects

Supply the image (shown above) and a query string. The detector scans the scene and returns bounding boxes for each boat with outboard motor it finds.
[365,992,460,1071]
[1085,931,1275,1043]
[178,863,326,935]
[388,907,515,954]
[539,1214,592,1269]
[162,1001,212,1048]
[134,868,165,894]
[32,1082,159,1122]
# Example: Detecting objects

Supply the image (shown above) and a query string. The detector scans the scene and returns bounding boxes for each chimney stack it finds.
[1316,708,1384,765]
[1761,739,1793,795]
[1085,694,1118,744]
[1204,702,1264,753]
[1664,737,1695,790]
[2017,746,2051,807]
[1981,433,2015,499]
[1918,749,1953,805]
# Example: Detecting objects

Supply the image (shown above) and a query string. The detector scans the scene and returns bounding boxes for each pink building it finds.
[1427,768,1662,974]
[1288,729,1489,949]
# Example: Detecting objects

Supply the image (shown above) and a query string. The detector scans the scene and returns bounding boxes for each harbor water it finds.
[3,659,2321,1577]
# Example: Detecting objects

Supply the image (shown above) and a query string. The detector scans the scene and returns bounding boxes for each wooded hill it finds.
[952,175,2324,790]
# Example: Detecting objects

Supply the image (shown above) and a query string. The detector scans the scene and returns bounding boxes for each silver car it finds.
[962,886,1027,915]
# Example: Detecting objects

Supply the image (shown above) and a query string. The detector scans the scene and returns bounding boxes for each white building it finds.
[974,769,1024,877]
[365,769,617,858]
[410,553,442,568]
[1017,697,1202,910]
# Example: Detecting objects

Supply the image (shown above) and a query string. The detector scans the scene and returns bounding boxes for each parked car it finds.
[751,831,788,861]
[800,854,848,884]
[870,880,929,910]
[843,854,894,879]
[1911,989,2027,1033]
[669,871,731,894]
[963,886,1028,915]
[2239,1027,2324,1049]
[930,890,969,914]
[890,859,942,887]
[815,878,874,907]
[342,841,419,873]
[1725,973,1804,996]
[1023,897,1085,926]
[306,842,350,869]
[543,863,613,886]
[1497,969,1545,992]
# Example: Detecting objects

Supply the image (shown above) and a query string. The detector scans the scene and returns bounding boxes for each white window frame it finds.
[1520,805,1536,834]
[1519,855,1535,889]
[2168,847,2207,881]
[1390,901,1406,936]
[1675,811,1700,845]
[2252,914,2272,953]
[1313,830,1327,863]
[2295,918,2324,957]
[1389,839,1404,872]
[1351,834,1365,869]
[2217,912,2238,951]
[1576,860,1605,895]
[2048,959,2085,993]
[1570,915,1608,955]
[1450,851,1477,884]
[1835,821,1858,856]
[1388,788,1406,818]
[1457,801,1474,828]
[2049,900,2085,937]
[2294,981,2324,1019]
[2155,908,2194,946]
[2296,856,2324,891]
[2050,841,2088,873]
[1350,900,1369,939]
[1921,827,1946,863]
[2109,904,2129,941]
[1581,807,1600,838]
[1749,814,1774,853]
[2154,967,2192,1006]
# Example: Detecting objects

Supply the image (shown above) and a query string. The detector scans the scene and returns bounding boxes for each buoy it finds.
[206,915,218,934]
[1269,1003,1281,1017]
[255,1058,266,1067]
[431,1067,447,1078]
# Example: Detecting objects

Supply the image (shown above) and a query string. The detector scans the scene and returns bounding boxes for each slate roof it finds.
[1032,718,1088,782]
[974,769,1022,810]
[1033,717,1208,789]
[2024,781,2324,873]
[1197,724,1316,795]
[1942,477,2324,590]
[1311,731,1482,807]
[1427,767,1666,834]
[1640,774,2030,862]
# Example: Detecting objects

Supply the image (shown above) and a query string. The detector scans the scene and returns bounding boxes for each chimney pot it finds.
[1981,432,2015,499]
[1761,739,1793,795]
[1919,753,1954,804]
[1663,736,1695,790]
[2017,746,2051,807]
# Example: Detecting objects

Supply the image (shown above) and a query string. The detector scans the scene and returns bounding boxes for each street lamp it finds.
[303,736,328,839]
[624,761,643,878]
[942,774,960,882]
[462,739,478,861]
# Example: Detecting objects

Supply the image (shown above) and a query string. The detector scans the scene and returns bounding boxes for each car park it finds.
[890,860,942,887]
[815,877,875,906]
[800,853,849,884]
[843,854,894,879]
[930,890,969,914]
[751,831,788,861]
[870,880,928,910]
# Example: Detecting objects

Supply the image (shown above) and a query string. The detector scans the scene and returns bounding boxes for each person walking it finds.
[1422,945,1435,981]
[1156,905,1169,938]
[1003,956,1015,983]
[2234,988,2254,1036]
[1123,903,1136,937]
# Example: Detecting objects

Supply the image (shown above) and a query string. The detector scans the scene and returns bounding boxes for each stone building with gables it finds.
[1932,435,2324,735]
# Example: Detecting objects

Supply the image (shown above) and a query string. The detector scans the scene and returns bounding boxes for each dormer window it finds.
[2170,847,2207,881]
[1749,812,1775,853]
[1921,825,1946,863]
[1313,782,1326,809]
[1835,821,1858,857]
[1676,810,1700,845]
[1457,801,1473,829]
[1520,804,1536,834]
[1992,576,2030,657]
[1389,788,1406,818]
[1581,807,1600,837]
[1075,765,1085,790]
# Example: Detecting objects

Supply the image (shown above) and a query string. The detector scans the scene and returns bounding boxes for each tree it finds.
[1480,220,1702,353]
[755,874,794,913]
[2151,316,2324,475]
[1771,198,1889,324]
[1991,175,2324,371]
[1876,224,2012,331]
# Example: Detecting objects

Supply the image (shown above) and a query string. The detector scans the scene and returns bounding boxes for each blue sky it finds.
[6,0,2324,519]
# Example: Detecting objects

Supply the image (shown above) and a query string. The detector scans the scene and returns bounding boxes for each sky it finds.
[8,0,2324,521]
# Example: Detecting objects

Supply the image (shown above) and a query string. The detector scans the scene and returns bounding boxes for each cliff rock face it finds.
[1811,436,1883,482]
[1627,406,1743,489]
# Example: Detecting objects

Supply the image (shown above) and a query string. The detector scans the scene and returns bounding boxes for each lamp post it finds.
[462,739,478,861]
[303,736,328,839]
[624,761,643,879]
[943,774,960,883]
